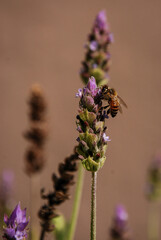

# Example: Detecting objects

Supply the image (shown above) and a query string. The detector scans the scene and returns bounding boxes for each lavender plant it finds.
[75,10,126,240]
[75,76,120,240]
[3,203,29,240]
[0,9,129,240]
[110,205,131,240]
[80,10,113,86]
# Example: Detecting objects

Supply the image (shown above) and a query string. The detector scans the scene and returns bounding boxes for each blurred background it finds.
[0,0,161,239]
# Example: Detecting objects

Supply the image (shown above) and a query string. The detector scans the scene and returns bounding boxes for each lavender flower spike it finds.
[3,202,29,240]
[76,77,110,172]
[80,10,113,86]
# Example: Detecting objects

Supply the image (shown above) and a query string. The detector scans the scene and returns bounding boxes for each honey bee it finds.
[101,85,127,118]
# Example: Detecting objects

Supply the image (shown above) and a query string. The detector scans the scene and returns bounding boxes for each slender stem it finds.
[30,175,40,240]
[67,162,84,240]
[148,201,160,240]
[91,171,97,240]
[40,229,45,240]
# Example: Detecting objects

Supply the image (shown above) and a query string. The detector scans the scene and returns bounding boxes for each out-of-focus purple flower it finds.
[76,88,83,98]
[0,170,14,205]
[89,41,98,51]
[3,203,29,240]
[115,205,128,229]
[110,205,131,240]
[95,10,109,31]
[102,133,111,142]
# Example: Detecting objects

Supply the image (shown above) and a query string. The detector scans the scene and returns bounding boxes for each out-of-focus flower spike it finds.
[80,10,113,86]
[24,84,48,175]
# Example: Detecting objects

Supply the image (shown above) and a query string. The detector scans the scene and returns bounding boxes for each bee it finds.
[101,85,127,118]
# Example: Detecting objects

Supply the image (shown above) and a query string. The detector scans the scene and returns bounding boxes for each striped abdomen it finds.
[110,99,120,118]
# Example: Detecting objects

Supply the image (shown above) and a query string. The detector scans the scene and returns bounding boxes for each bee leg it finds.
[103,105,109,110]
[99,105,109,111]
[106,108,111,115]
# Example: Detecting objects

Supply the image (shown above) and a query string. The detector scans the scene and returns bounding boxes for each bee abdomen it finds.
[111,108,119,118]
[110,104,119,118]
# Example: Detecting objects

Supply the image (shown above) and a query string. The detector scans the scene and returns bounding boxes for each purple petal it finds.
[16,203,23,223]
[4,228,15,238]
[87,76,97,94]
[8,203,19,225]
[116,205,128,225]
[17,221,29,231]
[21,209,27,223]
[15,230,27,240]
[4,214,9,225]
[95,10,109,31]
[102,133,111,142]
[89,41,98,51]
[76,88,83,98]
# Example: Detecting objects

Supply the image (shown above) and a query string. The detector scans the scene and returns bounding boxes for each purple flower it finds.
[110,205,131,240]
[87,76,98,97]
[115,205,128,229]
[102,133,111,142]
[0,170,14,205]
[3,202,29,240]
[95,10,109,31]
[76,88,83,98]
[89,41,98,51]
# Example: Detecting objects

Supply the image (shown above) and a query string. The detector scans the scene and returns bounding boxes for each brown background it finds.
[0,0,161,239]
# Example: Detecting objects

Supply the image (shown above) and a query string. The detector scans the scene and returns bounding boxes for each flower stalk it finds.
[91,172,97,240]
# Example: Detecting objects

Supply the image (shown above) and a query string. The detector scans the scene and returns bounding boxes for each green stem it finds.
[30,175,40,240]
[91,171,97,240]
[67,162,84,240]
[148,201,160,240]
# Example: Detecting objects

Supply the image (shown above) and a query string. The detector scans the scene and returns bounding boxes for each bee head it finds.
[101,85,109,95]
[109,88,117,96]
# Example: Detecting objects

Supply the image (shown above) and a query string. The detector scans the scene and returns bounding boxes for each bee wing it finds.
[119,105,123,113]
[118,95,128,108]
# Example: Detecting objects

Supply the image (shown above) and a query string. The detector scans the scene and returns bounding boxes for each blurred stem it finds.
[30,175,40,240]
[148,201,160,240]
[67,162,84,240]
[91,171,97,240]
